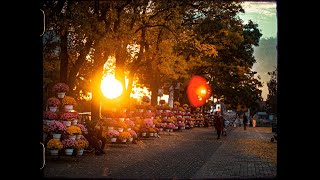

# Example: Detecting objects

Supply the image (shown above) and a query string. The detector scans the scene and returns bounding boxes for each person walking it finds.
[214,111,224,139]
[252,112,258,127]
[243,113,248,130]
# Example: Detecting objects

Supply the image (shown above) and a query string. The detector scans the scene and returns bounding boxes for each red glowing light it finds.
[186,75,211,107]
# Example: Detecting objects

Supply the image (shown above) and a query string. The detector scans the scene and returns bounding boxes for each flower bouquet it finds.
[48,120,67,134]
[47,97,61,107]
[62,138,78,149]
[118,131,132,140]
[66,125,82,136]
[47,139,63,150]
[52,82,69,93]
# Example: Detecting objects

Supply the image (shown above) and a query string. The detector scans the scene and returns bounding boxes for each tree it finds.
[42,0,264,120]
[183,2,263,110]
[266,68,277,115]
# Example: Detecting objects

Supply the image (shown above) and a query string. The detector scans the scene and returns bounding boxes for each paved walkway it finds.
[42,126,277,179]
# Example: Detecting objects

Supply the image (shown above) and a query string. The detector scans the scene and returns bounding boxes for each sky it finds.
[238,1,277,101]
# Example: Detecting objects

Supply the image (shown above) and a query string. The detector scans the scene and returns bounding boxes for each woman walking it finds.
[214,111,224,139]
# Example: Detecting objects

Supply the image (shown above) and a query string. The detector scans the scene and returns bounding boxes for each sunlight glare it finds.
[101,75,123,99]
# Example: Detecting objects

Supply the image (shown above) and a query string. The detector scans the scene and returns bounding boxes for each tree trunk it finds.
[150,84,159,107]
[124,72,134,110]
[59,29,68,83]
[90,43,108,122]
[150,71,161,106]
[91,68,104,123]
[168,85,174,107]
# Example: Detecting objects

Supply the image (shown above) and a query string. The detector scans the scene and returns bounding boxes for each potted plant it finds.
[116,121,128,132]
[178,107,185,112]
[128,129,137,139]
[139,127,148,137]
[118,131,132,142]
[76,124,88,134]
[159,99,166,105]
[47,97,61,112]
[47,139,63,155]
[142,95,151,103]
[124,119,135,130]
[165,123,176,132]
[135,104,145,112]
[155,105,164,112]
[143,118,154,128]
[48,120,67,139]
[143,111,154,118]
[76,137,89,155]
[59,112,78,126]
[43,111,58,125]
[66,125,82,139]
[52,82,69,98]
[62,96,77,111]
[145,105,154,111]
[148,127,157,137]
[173,101,180,107]
[62,138,78,155]
[104,129,120,143]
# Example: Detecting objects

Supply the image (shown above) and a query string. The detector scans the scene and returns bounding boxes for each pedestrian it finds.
[252,112,258,127]
[243,113,248,130]
[214,111,224,139]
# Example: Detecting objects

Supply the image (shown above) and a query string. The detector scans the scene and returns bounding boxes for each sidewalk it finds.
[193,127,277,179]
[42,126,277,179]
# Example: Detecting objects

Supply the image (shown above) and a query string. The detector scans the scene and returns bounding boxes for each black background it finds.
[8,0,315,178]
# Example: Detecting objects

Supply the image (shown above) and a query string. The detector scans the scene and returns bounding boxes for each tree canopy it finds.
[42,0,264,119]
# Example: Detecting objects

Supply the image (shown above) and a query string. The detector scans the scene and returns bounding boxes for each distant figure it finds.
[214,112,224,139]
[252,113,258,127]
[243,114,248,130]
